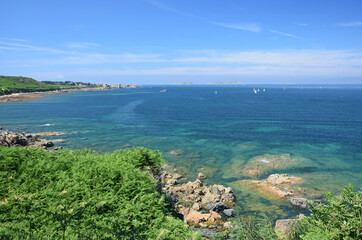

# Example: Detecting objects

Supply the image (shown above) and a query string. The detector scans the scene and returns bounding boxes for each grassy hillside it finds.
[0,76,98,95]
[0,146,200,239]
[0,76,57,95]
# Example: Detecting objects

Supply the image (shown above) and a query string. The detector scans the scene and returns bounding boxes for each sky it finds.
[1,0,362,84]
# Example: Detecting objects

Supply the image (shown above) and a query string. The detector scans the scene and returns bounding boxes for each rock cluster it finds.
[161,171,236,229]
[0,129,54,149]
[241,174,303,198]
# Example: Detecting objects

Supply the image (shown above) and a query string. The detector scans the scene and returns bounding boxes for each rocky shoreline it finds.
[0,127,63,149]
[0,127,319,238]
[0,87,109,103]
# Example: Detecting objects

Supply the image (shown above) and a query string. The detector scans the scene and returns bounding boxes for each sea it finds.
[1,85,361,220]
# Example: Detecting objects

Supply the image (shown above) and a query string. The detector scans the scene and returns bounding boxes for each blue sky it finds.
[1,0,362,84]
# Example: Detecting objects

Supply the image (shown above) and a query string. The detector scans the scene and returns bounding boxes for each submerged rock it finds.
[33,132,64,137]
[241,153,297,177]
[290,197,309,209]
[197,172,206,179]
[223,209,236,217]
[169,149,185,156]
[240,174,303,199]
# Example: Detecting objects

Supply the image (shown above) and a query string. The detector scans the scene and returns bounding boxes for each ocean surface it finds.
[1,85,361,219]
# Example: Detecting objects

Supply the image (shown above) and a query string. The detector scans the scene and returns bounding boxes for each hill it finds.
[0,76,98,96]
[0,76,57,95]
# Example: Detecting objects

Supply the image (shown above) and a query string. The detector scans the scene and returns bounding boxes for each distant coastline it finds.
[0,88,103,103]
[173,82,194,85]
[0,75,139,103]
[207,82,243,85]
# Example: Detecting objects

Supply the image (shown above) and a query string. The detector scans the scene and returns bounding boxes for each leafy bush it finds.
[228,213,278,240]
[0,147,200,239]
[297,184,362,240]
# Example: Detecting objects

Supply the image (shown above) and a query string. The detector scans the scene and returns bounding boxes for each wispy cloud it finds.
[2,39,362,80]
[66,42,100,49]
[0,40,71,55]
[213,22,261,32]
[31,63,362,80]
[143,0,199,19]
[0,37,26,42]
[269,29,301,39]
[338,21,362,27]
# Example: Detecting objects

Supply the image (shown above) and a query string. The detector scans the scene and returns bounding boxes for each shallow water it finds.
[1,85,361,219]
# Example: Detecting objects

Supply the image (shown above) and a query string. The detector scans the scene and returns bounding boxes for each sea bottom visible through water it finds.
[0,85,361,219]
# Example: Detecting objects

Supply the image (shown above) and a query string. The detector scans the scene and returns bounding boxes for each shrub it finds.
[228,213,278,240]
[297,184,362,240]
[0,147,201,239]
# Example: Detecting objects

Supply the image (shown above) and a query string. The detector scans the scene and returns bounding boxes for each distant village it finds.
[95,83,139,89]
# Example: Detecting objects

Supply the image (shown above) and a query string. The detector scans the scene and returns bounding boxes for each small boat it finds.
[160,89,167,92]
[263,89,266,92]
[214,90,218,95]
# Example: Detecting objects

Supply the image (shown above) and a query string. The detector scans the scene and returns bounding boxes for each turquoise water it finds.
[1,85,361,219]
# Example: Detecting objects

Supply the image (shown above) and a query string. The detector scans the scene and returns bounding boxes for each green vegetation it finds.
[1,144,360,239]
[0,76,98,95]
[0,146,201,239]
[228,213,278,240]
[296,184,362,240]
[42,81,98,89]
[0,76,57,95]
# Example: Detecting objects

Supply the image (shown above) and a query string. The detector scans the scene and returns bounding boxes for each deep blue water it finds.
[0,85,361,219]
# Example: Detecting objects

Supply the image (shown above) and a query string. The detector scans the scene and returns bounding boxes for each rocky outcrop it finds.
[163,176,234,205]
[0,129,54,149]
[290,197,309,209]
[241,174,303,199]
[161,171,236,231]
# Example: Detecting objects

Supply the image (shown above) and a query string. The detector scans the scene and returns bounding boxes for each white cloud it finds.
[213,22,261,32]
[269,29,301,39]
[143,0,199,19]
[0,37,26,42]
[31,64,362,79]
[338,21,362,27]
[0,40,71,55]
[66,42,100,49]
[2,39,362,80]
